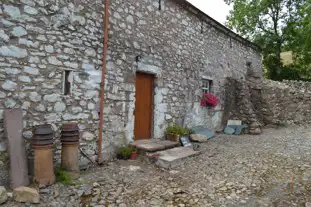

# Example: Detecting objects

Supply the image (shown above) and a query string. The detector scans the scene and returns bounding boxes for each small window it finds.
[202,78,213,94]
[63,70,73,95]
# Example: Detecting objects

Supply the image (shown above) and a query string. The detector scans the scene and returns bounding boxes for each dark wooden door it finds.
[134,72,154,140]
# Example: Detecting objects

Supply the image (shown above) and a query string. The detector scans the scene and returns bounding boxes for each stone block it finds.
[189,134,209,143]
[0,186,8,204]
[13,186,39,204]
[4,109,29,189]
[224,127,235,135]
[149,147,200,169]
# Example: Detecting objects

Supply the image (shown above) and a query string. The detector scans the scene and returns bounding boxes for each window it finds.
[202,78,213,94]
[63,70,73,95]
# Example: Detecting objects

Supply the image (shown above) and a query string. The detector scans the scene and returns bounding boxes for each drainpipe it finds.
[98,0,109,164]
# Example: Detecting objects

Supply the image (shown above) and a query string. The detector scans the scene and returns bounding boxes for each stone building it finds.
[0,0,263,166]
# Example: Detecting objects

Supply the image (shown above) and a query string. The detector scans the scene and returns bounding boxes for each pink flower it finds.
[200,93,220,107]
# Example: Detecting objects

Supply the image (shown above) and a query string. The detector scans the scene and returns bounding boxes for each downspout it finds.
[98,0,109,164]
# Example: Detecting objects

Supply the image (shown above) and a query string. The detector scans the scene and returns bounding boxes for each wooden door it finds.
[134,72,154,140]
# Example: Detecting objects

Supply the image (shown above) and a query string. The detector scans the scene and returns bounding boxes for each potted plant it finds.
[130,147,138,160]
[200,93,220,108]
[166,124,191,142]
[116,146,135,160]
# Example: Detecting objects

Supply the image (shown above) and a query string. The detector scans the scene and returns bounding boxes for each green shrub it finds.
[116,146,135,160]
[166,124,191,136]
[55,167,72,184]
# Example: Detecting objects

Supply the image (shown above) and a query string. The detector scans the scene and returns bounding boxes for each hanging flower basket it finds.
[200,93,220,108]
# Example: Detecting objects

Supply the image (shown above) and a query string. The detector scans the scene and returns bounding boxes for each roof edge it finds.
[173,0,262,51]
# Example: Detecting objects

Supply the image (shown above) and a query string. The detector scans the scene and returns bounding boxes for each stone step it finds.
[130,139,179,152]
[147,147,201,169]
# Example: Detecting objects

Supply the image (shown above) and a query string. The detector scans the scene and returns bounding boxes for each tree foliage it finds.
[225,0,310,80]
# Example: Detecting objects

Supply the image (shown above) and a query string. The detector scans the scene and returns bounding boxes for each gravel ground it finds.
[4,125,311,207]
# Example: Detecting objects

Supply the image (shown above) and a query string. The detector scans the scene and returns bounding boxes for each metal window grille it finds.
[202,79,212,94]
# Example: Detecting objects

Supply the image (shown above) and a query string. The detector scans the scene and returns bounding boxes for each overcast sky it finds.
[187,0,231,25]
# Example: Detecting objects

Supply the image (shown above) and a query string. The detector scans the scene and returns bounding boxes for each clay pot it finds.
[61,143,80,179]
[33,145,55,185]
[166,134,180,142]
[60,123,80,179]
[33,124,54,135]
[130,151,138,160]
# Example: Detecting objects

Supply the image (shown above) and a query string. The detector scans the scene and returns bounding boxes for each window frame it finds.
[202,78,213,94]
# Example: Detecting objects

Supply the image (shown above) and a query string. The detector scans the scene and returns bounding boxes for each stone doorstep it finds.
[130,139,179,152]
[147,147,201,169]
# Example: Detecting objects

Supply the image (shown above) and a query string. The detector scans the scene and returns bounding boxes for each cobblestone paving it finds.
[4,125,311,207]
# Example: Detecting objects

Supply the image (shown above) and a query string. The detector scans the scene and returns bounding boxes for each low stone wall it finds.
[262,80,311,125]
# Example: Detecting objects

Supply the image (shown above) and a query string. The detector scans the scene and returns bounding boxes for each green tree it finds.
[225,0,306,80]
[288,1,311,78]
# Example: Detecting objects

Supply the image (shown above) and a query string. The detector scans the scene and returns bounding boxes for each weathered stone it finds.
[0,186,8,204]
[45,45,54,53]
[36,35,47,41]
[71,106,82,114]
[5,99,17,108]
[44,113,60,122]
[24,66,39,75]
[224,127,235,135]
[85,48,96,57]
[13,186,39,204]
[21,101,31,109]
[21,0,35,7]
[1,19,15,27]
[11,26,27,37]
[43,94,60,103]
[249,128,261,135]
[5,68,20,75]
[19,38,39,48]
[0,30,9,42]
[189,134,209,143]
[18,75,31,83]
[29,56,40,63]
[82,132,95,141]
[64,48,75,54]
[3,5,21,19]
[22,131,33,139]
[0,91,6,98]
[0,142,6,152]
[165,114,172,120]
[71,15,86,25]
[54,102,66,112]
[51,14,70,28]
[2,80,18,91]
[48,56,62,65]
[24,5,38,15]
[0,46,27,58]
[4,109,29,188]
[64,61,78,69]
[88,103,95,110]
[29,92,41,102]
[35,104,45,112]
[126,15,134,24]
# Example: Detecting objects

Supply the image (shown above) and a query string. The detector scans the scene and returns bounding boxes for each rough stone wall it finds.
[262,80,311,125]
[223,68,263,134]
[0,0,262,176]
[0,0,106,181]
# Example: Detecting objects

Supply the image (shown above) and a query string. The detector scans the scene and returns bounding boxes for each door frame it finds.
[134,71,155,140]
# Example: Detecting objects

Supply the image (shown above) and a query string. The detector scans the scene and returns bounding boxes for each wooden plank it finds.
[134,72,153,140]
[4,109,29,189]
